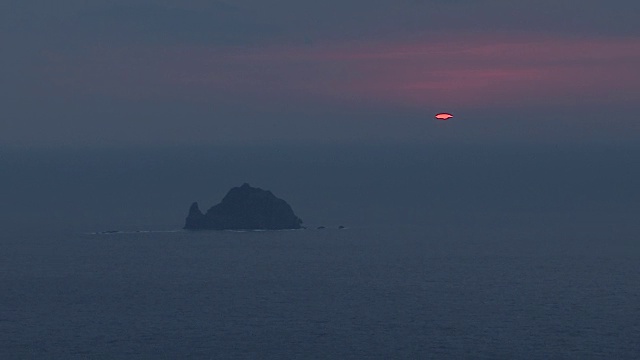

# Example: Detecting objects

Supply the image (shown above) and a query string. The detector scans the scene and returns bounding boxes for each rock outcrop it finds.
[184,183,303,230]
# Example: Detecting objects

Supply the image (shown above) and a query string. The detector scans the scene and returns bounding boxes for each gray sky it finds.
[2,0,640,147]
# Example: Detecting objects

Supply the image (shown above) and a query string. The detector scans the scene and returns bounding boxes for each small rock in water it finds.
[184,183,303,231]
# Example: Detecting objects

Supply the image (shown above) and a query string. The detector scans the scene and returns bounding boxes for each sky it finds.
[2,0,640,147]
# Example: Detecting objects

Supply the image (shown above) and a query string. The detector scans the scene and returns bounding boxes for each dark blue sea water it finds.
[2,217,639,359]
[2,145,639,358]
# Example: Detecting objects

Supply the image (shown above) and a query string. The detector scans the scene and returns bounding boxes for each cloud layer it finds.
[3,1,640,146]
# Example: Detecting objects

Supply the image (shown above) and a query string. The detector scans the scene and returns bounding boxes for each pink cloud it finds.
[42,34,640,109]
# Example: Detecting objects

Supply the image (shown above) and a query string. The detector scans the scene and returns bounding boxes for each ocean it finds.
[1,145,639,358]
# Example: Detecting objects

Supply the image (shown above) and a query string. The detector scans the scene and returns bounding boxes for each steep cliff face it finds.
[184,183,303,230]
[184,202,206,229]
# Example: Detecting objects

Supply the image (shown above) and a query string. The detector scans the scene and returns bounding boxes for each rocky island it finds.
[184,183,303,230]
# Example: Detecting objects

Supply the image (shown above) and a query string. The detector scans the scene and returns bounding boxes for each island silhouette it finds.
[184,183,303,230]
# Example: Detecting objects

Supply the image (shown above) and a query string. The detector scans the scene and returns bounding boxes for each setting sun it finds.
[435,113,454,120]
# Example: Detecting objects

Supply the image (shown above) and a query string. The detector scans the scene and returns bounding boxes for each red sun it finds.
[435,113,453,120]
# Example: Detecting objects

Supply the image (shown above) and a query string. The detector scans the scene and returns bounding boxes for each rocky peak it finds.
[184,184,303,230]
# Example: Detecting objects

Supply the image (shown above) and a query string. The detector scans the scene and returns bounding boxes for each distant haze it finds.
[1,144,638,233]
